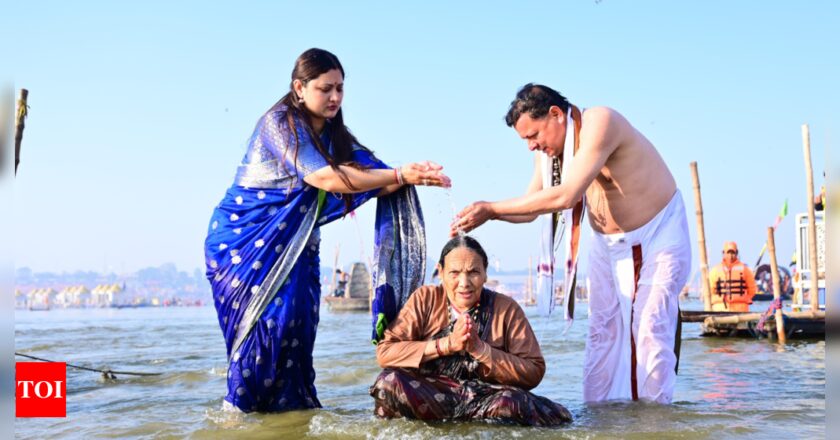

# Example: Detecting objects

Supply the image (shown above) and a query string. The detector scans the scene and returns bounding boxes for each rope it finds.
[15,352,162,379]
[756,297,783,333]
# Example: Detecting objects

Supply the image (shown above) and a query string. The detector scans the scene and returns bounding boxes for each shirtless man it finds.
[453,84,691,403]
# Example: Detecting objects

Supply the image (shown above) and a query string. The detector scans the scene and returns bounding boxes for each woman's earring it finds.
[298,95,304,103]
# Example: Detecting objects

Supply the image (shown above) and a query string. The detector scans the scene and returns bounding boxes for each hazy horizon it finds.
[11,2,834,277]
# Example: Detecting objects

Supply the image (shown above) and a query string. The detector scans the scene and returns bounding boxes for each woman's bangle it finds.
[394,167,404,185]
[435,338,444,357]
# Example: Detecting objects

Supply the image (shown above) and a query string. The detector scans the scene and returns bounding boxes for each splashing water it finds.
[445,188,466,237]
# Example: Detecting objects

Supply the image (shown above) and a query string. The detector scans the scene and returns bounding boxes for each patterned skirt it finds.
[370,368,572,426]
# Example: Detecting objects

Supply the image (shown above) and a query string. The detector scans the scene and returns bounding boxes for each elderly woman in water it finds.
[370,236,571,426]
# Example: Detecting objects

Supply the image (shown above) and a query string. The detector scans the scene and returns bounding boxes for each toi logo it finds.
[16,362,67,418]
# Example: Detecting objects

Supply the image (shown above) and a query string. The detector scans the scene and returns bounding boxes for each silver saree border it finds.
[228,190,326,361]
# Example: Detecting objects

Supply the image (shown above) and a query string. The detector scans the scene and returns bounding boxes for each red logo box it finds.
[16,362,67,418]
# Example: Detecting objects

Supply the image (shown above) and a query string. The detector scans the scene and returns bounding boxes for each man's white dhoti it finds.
[583,190,691,403]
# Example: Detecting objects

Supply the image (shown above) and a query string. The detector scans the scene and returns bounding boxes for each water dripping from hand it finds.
[446,187,466,237]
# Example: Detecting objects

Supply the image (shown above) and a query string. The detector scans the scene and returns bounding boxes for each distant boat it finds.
[753,264,793,301]
[324,262,371,312]
[517,256,536,307]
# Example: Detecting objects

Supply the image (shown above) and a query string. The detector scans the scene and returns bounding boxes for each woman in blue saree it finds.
[204,48,450,412]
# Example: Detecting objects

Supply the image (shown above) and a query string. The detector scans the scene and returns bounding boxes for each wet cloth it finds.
[536,105,585,321]
[370,184,427,344]
[371,285,571,426]
[583,190,691,404]
[371,368,571,426]
[205,103,425,412]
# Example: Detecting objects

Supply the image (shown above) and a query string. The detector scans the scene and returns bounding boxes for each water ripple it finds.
[14,305,824,438]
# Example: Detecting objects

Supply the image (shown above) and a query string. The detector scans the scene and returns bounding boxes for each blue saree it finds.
[205,103,424,412]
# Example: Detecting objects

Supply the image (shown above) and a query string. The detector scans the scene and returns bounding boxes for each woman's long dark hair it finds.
[274,48,370,213]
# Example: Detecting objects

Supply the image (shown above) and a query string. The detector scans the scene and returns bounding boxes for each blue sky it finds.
[10,1,836,277]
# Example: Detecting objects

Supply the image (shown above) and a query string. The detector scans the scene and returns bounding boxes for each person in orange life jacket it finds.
[708,241,757,312]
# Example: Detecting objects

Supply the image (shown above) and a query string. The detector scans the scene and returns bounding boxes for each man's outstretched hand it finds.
[450,201,495,237]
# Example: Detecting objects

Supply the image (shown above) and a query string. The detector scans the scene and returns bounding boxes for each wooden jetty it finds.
[681,309,825,339]
[682,126,825,340]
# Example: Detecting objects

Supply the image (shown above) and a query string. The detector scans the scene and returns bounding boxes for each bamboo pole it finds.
[15,88,29,175]
[704,310,825,326]
[527,256,533,304]
[802,125,820,312]
[767,227,787,343]
[682,309,825,323]
[704,313,764,325]
[690,162,712,311]
[330,244,340,296]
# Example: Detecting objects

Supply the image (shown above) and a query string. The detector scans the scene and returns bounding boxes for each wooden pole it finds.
[766,227,787,343]
[527,256,533,304]
[802,125,820,312]
[330,244,340,296]
[15,88,29,175]
[690,162,712,311]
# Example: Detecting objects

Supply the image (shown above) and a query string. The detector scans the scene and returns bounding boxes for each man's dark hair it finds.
[504,83,570,127]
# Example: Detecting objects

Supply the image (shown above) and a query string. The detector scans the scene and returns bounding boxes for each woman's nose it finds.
[457,273,469,285]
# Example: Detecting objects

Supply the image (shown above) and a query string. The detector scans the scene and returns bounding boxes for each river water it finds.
[14,299,824,439]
